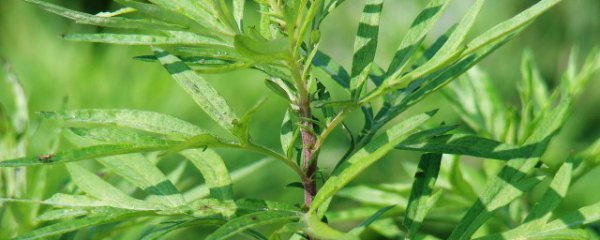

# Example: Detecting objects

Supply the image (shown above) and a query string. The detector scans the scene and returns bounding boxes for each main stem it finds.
[298,77,318,209]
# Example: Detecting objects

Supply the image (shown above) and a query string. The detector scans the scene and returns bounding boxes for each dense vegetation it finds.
[1,0,599,239]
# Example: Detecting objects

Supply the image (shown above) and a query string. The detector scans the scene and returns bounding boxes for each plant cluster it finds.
[1,0,600,239]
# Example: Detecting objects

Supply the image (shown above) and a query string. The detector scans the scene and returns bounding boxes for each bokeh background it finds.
[1,0,599,238]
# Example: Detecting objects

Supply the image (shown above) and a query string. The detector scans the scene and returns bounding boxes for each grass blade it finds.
[153,47,239,133]
[403,153,443,239]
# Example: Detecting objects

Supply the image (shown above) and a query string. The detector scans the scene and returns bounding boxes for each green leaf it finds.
[233,0,245,30]
[181,149,233,201]
[66,163,164,210]
[310,110,437,212]
[448,95,573,239]
[337,184,409,206]
[522,161,573,224]
[69,127,178,146]
[183,158,272,200]
[36,208,89,222]
[0,144,169,167]
[64,32,225,46]
[303,213,359,240]
[386,0,452,81]
[153,47,239,133]
[114,0,210,34]
[147,0,225,32]
[397,133,538,160]
[313,51,351,89]
[349,0,384,97]
[280,109,297,159]
[14,207,144,240]
[96,153,186,208]
[349,205,395,236]
[463,0,565,57]
[41,109,204,139]
[24,0,186,31]
[403,153,443,239]
[266,78,297,102]
[480,202,600,240]
[206,211,301,240]
[234,98,267,144]
[234,35,289,62]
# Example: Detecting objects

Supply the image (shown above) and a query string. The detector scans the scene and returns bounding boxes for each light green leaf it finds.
[147,0,225,32]
[397,133,538,160]
[310,110,437,212]
[233,0,245,30]
[14,207,143,240]
[69,127,178,146]
[349,205,395,236]
[36,208,89,222]
[207,211,302,240]
[24,0,186,31]
[403,153,443,239]
[349,0,384,97]
[181,149,233,201]
[234,35,288,62]
[463,0,564,57]
[280,109,296,159]
[66,163,164,210]
[431,0,485,59]
[448,95,573,239]
[234,98,267,145]
[114,0,210,34]
[0,144,169,167]
[523,161,572,224]
[41,109,204,139]
[313,51,351,89]
[97,153,186,208]
[153,47,239,133]
[64,33,224,46]
[183,158,272,201]
[303,213,359,240]
[386,0,452,81]
[337,184,408,206]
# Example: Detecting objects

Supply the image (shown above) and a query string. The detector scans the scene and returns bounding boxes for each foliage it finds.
[1,0,600,239]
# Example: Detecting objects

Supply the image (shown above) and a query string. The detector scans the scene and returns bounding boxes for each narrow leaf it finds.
[206,211,301,240]
[153,47,239,132]
[181,149,233,201]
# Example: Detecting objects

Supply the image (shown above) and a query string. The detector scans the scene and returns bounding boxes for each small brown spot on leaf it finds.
[38,154,54,163]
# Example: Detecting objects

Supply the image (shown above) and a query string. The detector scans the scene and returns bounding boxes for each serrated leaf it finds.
[349,0,384,97]
[24,0,186,31]
[41,109,204,139]
[66,163,164,210]
[153,47,239,132]
[403,153,443,239]
[310,110,437,212]
[181,149,233,201]
[207,211,301,240]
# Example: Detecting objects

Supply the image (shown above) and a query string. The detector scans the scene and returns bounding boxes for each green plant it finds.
[1,0,600,239]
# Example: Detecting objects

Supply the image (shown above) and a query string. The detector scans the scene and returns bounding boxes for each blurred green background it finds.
[1,0,599,237]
